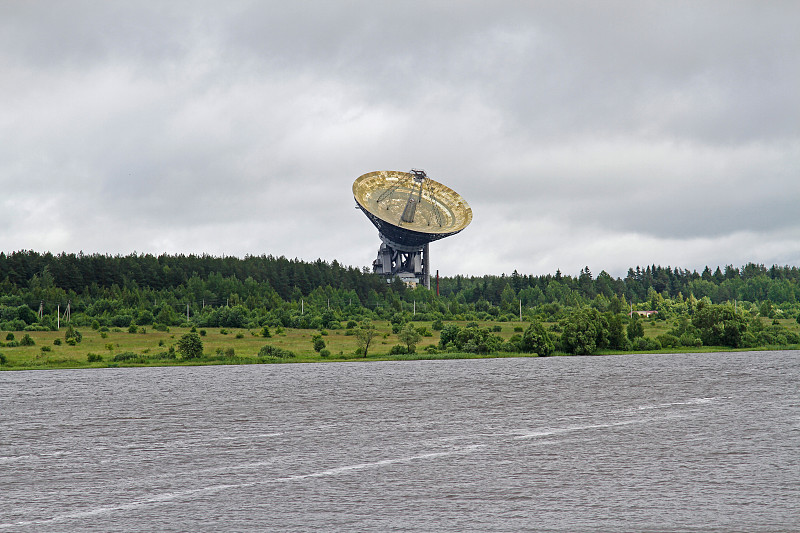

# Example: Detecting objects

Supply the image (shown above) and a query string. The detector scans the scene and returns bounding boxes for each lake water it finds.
[1,351,798,532]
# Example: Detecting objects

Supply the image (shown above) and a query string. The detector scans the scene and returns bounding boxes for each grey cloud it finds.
[1,1,797,277]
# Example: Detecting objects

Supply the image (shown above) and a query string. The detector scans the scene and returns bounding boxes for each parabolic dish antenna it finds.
[353,169,472,287]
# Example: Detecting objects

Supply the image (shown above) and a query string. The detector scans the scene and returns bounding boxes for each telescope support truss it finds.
[372,242,430,289]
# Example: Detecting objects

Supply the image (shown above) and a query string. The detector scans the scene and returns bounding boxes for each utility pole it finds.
[57,304,60,329]
[519,299,522,321]
[186,303,190,322]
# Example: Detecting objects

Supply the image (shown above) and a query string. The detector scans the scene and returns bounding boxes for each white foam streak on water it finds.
[0,445,487,530]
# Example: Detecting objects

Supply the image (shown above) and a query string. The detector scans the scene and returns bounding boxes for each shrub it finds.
[40,345,51,353]
[312,334,326,353]
[319,348,331,358]
[657,334,680,349]
[111,314,133,328]
[5,333,14,341]
[224,347,235,358]
[87,353,103,362]
[235,332,244,339]
[64,324,82,344]
[389,344,408,355]
[20,334,35,346]
[176,332,203,359]
[113,351,140,362]
[258,345,295,359]
[199,329,207,336]
[431,319,444,331]
[679,333,702,347]
[346,320,358,329]
[560,308,608,355]
[514,326,524,332]
[53,338,62,346]
[260,326,271,338]
[424,345,438,354]
[0,352,6,365]
[128,324,138,334]
[220,328,228,335]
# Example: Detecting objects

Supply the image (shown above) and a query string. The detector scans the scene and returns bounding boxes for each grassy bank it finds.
[1,318,798,371]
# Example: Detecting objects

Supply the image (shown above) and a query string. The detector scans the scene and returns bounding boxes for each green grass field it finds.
[1,317,797,370]
[0,320,530,370]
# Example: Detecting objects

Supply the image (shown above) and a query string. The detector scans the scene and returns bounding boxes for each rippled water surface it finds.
[2,351,798,532]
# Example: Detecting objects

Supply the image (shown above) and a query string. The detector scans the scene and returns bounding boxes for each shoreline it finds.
[3,345,799,371]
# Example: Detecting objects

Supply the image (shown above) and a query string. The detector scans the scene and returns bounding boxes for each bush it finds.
[0,352,6,365]
[199,329,207,336]
[432,318,444,331]
[5,333,13,341]
[679,333,702,347]
[20,334,35,346]
[64,324,82,344]
[260,326,271,338]
[258,345,295,359]
[40,345,51,353]
[520,320,554,356]
[633,337,662,351]
[560,308,609,355]
[128,324,138,334]
[417,326,432,337]
[176,332,203,359]
[389,344,409,355]
[319,348,331,358]
[53,338,61,345]
[312,334,326,353]
[111,314,133,328]
[113,351,140,362]
[87,353,103,362]
[657,334,680,349]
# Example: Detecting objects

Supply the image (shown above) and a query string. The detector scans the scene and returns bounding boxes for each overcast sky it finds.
[1,1,798,278]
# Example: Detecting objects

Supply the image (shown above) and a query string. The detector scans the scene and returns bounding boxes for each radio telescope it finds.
[353,169,472,288]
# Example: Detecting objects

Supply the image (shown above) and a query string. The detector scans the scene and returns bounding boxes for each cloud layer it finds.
[1,2,798,277]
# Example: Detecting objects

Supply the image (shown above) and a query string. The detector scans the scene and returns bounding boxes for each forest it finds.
[1,250,800,361]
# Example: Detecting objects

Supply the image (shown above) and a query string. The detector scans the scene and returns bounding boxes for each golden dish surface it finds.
[353,170,472,235]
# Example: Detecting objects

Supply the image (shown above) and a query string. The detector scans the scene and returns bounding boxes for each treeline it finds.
[1,251,800,337]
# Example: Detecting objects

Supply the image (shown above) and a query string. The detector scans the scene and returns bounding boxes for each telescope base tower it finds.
[373,242,430,289]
